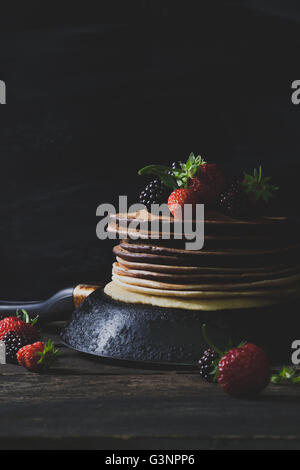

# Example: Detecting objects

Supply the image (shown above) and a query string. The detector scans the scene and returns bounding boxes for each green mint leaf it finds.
[271,366,300,385]
[138,164,171,176]
[160,174,177,189]
[271,375,282,384]
[138,165,176,189]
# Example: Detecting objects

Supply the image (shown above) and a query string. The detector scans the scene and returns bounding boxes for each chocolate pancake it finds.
[110,210,299,237]
[113,243,300,268]
[120,239,300,256]
[120,235,288,250]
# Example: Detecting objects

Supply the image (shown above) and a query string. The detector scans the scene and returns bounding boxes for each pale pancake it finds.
[112,275,300,299]
[113,262,300,284]
[112,270,300,292]
[110,211,298,241]
[104,281,281,311]
[116,256,211,273]
[116,257,296,275]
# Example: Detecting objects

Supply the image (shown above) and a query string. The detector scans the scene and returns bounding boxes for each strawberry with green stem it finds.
[218,166,279,218]
[17,340,60,372]
[242,165,278,204]
[199,324,270,398]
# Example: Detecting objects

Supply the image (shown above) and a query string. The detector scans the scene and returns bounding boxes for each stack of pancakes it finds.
[104,210,300,311]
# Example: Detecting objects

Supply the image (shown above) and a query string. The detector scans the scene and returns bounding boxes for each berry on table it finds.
[2,331,28,363]
[198,348,219,382]
[17,340,60,372]
[199,324,270,398]
[218,343,270,398]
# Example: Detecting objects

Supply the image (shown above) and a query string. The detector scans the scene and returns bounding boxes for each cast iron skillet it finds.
[61,288,300,368]
[0,284,298,368]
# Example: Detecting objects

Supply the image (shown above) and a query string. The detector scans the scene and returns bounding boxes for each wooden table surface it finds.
[0,321,300,450]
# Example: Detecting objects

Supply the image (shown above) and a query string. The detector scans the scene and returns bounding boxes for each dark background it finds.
[0,0,300,300]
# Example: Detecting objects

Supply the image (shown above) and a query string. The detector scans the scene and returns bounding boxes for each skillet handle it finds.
[73,284,102,309]
[0,283,102,323]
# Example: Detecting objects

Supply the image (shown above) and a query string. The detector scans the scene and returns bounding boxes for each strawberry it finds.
[189,163,226,205]
[200,324,270,398]
[218,343,270,398]
[189,176,224,205]
[17,340,60,372]
[199,162,225,181]
[0,310,40,343]
[168,188,198,218]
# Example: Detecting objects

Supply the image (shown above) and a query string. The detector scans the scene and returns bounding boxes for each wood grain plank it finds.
[0,322,299,449]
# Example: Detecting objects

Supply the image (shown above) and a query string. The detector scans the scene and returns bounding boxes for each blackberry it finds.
[198,348,219,382]
[171,161,181,170]
[218,181,251,218]
[138,179,170,211]
[2,331,28,363]
[167,161,182,177]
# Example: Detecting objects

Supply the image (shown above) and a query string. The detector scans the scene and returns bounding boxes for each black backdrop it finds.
[0,0,300,300]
